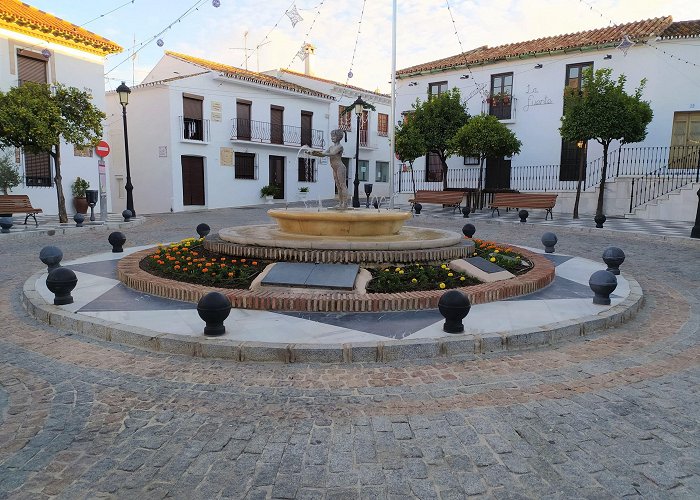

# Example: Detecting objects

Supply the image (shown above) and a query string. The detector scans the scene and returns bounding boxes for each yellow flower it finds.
[447,272,453,277]
[411,278,417,283]
[441,264,447,269]
[439,283,446,289]
[473,252,478,256]
[399,270,404,274]
[384,269,390,272]
[494,249,500,253]
[490,257,496,263]
[395,267,401,272]
[460,276,465,281]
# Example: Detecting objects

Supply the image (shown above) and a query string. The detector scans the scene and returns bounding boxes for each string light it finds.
[285,0,327,70]
[444,0,486,98]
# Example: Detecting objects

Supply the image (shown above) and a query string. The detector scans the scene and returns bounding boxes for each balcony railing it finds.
[231,118,324,148]
[180,116,210,142]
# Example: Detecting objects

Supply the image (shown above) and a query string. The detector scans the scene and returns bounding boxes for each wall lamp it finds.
[408,82,418,86]
[459,74,469,79]
[604,54,612,60]
[534,63,543,69]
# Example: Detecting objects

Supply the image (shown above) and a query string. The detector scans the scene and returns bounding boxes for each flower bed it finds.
[366,264,480,293]
[472,238,531,274]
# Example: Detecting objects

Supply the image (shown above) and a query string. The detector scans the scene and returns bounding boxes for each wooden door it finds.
[269,156,285,199]
[670,111,700,168]
[271,106,284,144]
[181,156,205,206]
[301,111,312,147]
[236,101,251,140]
[485,157,511,189]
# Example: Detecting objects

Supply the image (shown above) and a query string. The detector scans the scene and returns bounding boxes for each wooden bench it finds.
[408,190,464,213]
[0,195,43,227]
[490,192,557,220]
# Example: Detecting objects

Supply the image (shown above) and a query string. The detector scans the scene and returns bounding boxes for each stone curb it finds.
[22,269,643,364]
[116,244,555,312]
[0,217,145,241]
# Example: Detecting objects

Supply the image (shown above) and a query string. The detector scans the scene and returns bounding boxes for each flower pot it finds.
[265,195,274,204]
[73,197,88,214]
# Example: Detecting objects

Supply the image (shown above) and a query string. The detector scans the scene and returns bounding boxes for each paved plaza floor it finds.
[0,204,698,498]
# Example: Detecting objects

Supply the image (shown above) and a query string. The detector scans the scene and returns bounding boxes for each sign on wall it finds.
[211,101,222,122]
[220,147,233,166]
[158,146,168,158]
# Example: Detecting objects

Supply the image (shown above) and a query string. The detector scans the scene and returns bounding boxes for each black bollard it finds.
[108,231,126,253]
[461,207,471,218]
[122,209,132,222]
[39,246,63,272]
[541,232,557,253]
[197,292,232,336]
[462,223,476,239]
[73,213,84,227]
[413,202,422,215]
[518,209,529,223]
[46,267,78,305]
[602,247,625,275]
[589,270,617,305]
[594,213,606,229]
[438,290,471,333]
[196,223,211,238]
[0,217,13,233]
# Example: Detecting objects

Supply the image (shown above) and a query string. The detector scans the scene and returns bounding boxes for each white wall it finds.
[0,34,109,216]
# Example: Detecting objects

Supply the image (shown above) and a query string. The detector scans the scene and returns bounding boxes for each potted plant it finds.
[260,184,280,203]
[298,186,309,201]
[0,150,21,196]
[71,177,90,214]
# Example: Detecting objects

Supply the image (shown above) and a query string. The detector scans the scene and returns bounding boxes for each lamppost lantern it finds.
[351,95,370,208]
[116,81,130,106]
[576,140,584,149]
[117,81,135,217]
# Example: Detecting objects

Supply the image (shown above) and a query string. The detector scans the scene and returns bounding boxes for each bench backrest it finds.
[492,192,557,208]
[413,190,464,202]
[0,194,36,210]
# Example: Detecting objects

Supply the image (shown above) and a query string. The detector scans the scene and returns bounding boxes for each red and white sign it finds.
[95,140,110,158]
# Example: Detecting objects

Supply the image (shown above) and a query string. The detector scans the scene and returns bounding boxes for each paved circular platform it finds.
[22,244,642,363]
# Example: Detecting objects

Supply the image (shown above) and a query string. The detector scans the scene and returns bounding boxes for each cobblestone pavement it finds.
[1,206,698,499]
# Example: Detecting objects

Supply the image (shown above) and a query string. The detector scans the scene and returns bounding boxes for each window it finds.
[183,94,204,141]
[24,151,52,187]
[271,105,284,145]
[358,160,369,181]
[375,161,389,182]
[560,62,593,180]
[359,111,369,146]
[377,113,389,137]
[428,81,448,97]
[490,73,513,120]
[298,158,316,182]
[425,152,443,182]
[236,101,251,140]
[463,156,480,165]
[234,152,256,179]
[17,51,50,185]
[338,107,352,131]
[301,111,313,147]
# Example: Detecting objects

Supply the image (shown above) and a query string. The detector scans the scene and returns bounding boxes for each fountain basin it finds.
[267,208,411,237]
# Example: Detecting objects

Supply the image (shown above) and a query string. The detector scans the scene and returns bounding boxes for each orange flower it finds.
[157,260,164,265]
[252,261,258,266]
[174,265,181,270]
[241,259,246,263]
[220,257,226,261]
[202,268,209,273]
[183,267,189,271]
[228,272,234,277]
[197,264,202,268]
[231,259,237,263]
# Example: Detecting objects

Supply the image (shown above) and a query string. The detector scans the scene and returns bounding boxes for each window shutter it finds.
[17,54,47,84]
[183,97,203,120]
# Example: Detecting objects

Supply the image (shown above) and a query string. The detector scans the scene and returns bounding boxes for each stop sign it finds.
[95,140,110,158]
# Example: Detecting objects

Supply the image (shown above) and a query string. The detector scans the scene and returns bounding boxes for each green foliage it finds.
[407,88,470,188]
[451,114,522,161]
[0,82,105,222]
[71,177,90,198]
[394,119,426,165]
[298,186,310,193]
[559,68,653,147]
[0,149,21,195]
[366,263,480,293]
[260,184,280,197]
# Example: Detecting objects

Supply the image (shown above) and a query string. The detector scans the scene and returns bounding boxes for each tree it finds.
[451,114,522,207]
[0,83,105,222]
[560,68,652,218]
[407,88,469,189]
[394,119,426,197]
[0,149,21,195]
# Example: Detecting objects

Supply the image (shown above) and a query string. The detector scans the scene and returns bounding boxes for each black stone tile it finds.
[466,257,505,274]
[282,309,441,340]
[542,254,575,266]
[305,264,358,290]
[69,260,119,279]
[261,262,315,287]
[509,276,621,301]
[78,283,195,312]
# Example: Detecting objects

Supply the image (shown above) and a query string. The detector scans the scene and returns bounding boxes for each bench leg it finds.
[545,208,553,221]
[491,207,499,217]
[24,213,38,227]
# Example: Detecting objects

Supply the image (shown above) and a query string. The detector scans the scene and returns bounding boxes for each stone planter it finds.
[73,197,88,214]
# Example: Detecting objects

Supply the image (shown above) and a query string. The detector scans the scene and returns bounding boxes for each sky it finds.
[23,0,700,94]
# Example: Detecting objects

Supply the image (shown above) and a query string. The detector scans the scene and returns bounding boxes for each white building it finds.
[105,51,343,215]
[0,0,122,216]
[269,68,393,200]
[395,16,700,220]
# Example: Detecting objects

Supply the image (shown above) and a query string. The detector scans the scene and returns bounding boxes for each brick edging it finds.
[116,244,555,312]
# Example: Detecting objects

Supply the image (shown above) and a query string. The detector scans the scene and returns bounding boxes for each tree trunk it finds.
[595,142,609,217]
[440,154,448,191]
[52,145,68,223]
[409,161,417,198]
[477,157,485,210]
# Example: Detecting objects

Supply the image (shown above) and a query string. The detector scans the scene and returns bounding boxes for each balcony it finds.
[180,116,210,142]
[231,119,325,149]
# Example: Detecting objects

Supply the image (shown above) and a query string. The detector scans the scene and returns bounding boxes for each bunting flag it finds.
[616,34,635,56]
[286,5,303,27]
[295,44,308,61]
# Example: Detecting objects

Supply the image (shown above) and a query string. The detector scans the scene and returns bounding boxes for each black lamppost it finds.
[116,81,135,217]
[691,187,700,238]
[352,95,369,208]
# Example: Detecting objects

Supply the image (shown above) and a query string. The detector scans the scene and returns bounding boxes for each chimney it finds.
[303,43,315,75]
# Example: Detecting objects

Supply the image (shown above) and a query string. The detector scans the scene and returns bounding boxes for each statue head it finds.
[330,129,344,142]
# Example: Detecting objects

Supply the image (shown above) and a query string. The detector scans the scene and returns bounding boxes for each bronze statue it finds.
[312,129,349,209]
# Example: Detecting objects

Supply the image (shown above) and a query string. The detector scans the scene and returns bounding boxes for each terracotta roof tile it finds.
[660,20,700,39]
[278,69,390,98]
[165,52,334,100]
[397,16,674,76]
[0,0,122,55]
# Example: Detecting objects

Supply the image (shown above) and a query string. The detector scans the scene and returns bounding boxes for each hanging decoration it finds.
[616,35,635,56]
[41,49,51,59]
[285,5,303,27]
[295,44,308,62]
[347,71,353,79]
[212,0,220,7]
[156,38,164,47]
